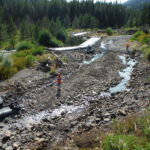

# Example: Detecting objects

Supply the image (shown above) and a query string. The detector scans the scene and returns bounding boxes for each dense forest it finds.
[0,0,149,49]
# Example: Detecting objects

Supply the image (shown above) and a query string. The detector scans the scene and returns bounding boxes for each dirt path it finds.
[0,35,150,150]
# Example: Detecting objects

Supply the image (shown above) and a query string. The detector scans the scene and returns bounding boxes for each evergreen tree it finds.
[7,17,17,38]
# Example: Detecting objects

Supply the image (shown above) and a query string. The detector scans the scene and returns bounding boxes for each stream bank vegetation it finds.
[58,106,150,150]
[131,31,150,61]
[0,0,150,80]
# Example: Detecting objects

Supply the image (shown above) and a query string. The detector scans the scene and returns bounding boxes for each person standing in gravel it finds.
[56,73,62,98]
[125,42,130,52]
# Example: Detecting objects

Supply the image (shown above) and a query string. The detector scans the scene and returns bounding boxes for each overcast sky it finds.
[68,0,128,3]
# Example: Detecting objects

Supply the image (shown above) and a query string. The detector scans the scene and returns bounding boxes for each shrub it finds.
[147,53,150,61]
[143,46,150,61]
[56,30,67,43]
[32,47,45,56]
[12,56,27,70]
[38,30,52,47]
[13,50,32,57]
[4,39,16,50]
[50,38,64,47]
[0,66,18,80]
[131,31,145,41]
[25,55,35,67]
[2,56,12,67]
[61,56,68,63]
[16,41,33,51]
[0,53,4,62]
[106,27,113,36]
[142,35,150,44]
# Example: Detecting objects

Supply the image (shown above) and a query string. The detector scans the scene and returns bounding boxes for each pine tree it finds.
[7,17,17,38]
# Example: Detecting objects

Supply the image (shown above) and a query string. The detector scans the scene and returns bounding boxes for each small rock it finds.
[42,118,50,122]
[92,90,97,95]
[47,124,56,130]
[13,143,19,149]
[104,118,110,122]
[2,130,12,143]
[118,109,127,116]
[103,113,110,117]
[35,138,45,143]
[5,146,13,150]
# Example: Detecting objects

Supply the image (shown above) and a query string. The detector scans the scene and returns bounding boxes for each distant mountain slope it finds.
[124,0,150,9]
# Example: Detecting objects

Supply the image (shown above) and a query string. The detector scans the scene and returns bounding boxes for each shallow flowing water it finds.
[83,53,104,65]
[109,55,137,93]
[9,104,85,129]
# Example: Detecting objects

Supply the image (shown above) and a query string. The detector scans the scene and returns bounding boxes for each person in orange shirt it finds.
[125,42,130,51]
[56,73,62,98]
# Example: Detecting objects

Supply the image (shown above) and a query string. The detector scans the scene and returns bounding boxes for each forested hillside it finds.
[124,0,150,9]
[0,0,149,50]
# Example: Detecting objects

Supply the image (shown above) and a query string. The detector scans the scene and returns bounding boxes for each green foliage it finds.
[142,36,150,44]
[106,27,113,36]
[131,31,145,41]
[142,46,150,61]
[38,30,52,47]
[56,30,67,43]
[50,67,57,75]
[66,37,84,46]
[50,38,64,47]
[61,56,68,63]
[4,38,16,50]
[131,31,150,61]
[131,30,150,45]
[13,50,32,57]
[20,20,33,40]
[16,41,33,51]
[0,53,4,62]
[25,55,35,67]
[12,54,35,70]
[32,47,45,56]
[12,56,27,70]
[0,66,18,81]
[7,17,17,38]
[0,56,17,80]
[2,56,12,67]
[103,135,145,150]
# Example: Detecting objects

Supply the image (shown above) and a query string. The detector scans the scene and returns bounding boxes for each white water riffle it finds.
[109,55,137,93]
[100,40,113,50]
[83,53,104,65]
[82,40,113,65]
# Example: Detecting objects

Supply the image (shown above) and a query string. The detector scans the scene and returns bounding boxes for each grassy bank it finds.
[61,106,150,150]
[131,30,150,61]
